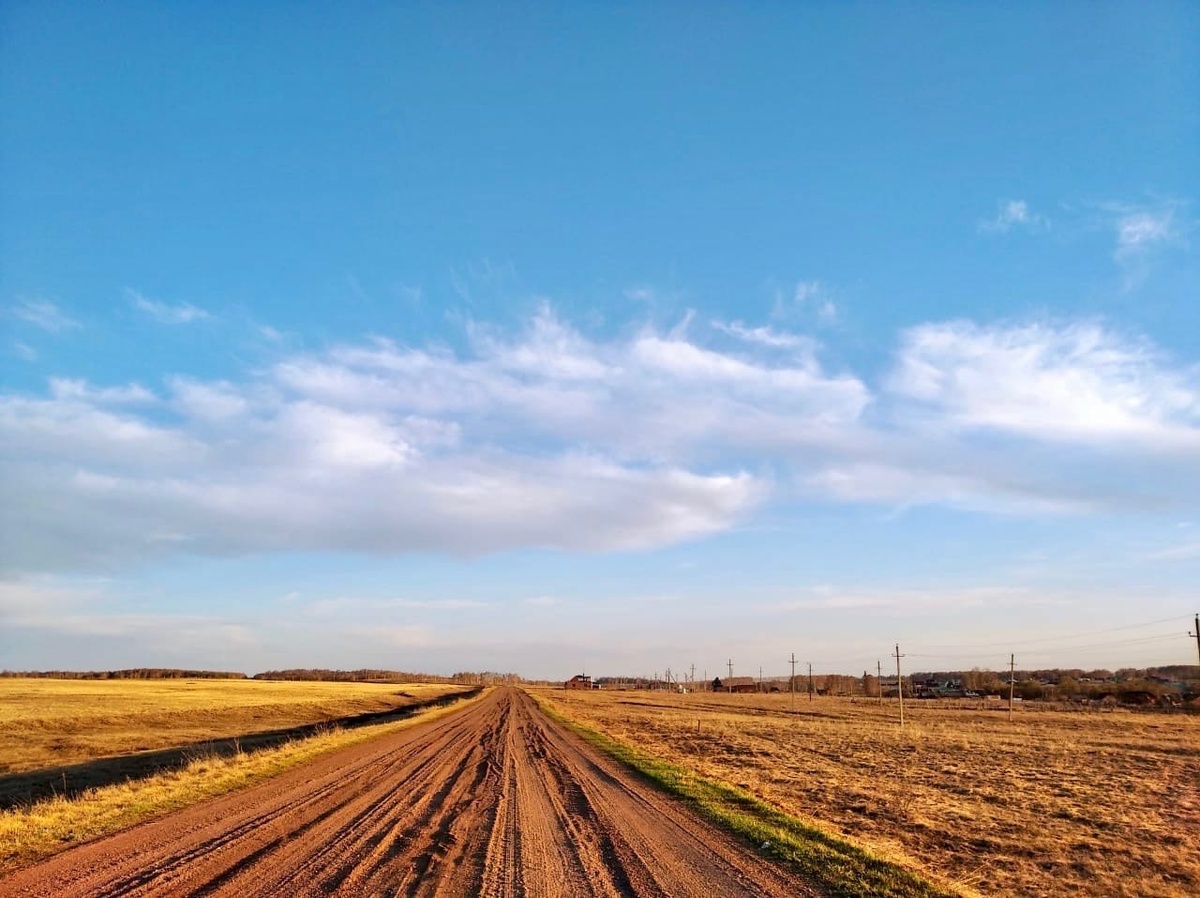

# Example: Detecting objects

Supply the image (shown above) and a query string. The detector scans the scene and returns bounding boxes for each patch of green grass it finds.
[534,696,959,898]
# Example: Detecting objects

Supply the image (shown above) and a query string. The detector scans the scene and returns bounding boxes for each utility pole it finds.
[1008,654,1016,721]
[759,665,763,693]
[1190,615,1200,668]
[690,663,696,691]
[893,644,906,727]
[808,662,813,702]
[728,658,734,682]
[789,653,797,712]
[877,659,884,705]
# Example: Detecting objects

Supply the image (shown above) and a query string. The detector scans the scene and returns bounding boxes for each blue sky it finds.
[2,2,1198,679]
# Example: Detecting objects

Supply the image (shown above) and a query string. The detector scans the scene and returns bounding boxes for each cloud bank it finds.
[2,308,1197,576]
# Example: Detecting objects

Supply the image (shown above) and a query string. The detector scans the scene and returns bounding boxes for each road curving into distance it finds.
[0,687,814,897]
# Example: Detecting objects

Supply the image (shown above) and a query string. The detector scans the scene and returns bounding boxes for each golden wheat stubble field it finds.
[0,677,463,779]
[536,687,1200,898]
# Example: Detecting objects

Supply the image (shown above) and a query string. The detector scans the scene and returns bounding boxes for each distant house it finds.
[717,676,758,694]
[565,674,593,690]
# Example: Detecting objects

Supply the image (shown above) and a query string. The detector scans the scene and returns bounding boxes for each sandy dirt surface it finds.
[0,688,814,897]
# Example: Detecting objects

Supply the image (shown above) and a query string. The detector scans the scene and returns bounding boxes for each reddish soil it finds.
[0,688,814,897]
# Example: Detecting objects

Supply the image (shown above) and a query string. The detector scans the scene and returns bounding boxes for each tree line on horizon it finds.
[252,669,523,684]
[0,668,248,680]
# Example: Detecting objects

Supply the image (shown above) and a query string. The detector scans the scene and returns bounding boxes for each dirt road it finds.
[0,688,813,897]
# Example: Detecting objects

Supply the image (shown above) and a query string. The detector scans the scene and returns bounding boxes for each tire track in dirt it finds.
[0,688,816,897]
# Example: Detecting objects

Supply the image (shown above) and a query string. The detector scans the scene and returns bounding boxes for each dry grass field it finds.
[0,687,486,877]
[536,687,1200,898]
[0,677,464,778]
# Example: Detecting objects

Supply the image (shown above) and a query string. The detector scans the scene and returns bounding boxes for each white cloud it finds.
[168,378,252,421]
[10,298,80,332]
[0,393,202,468]
[4,306,809,572]
[888,319,1200,449]
[12,342,38,361]
[2,308,1198,577]
[979,199,1048,233]
[127,288,211,324]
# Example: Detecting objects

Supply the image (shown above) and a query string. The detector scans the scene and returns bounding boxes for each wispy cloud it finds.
[772,280,837,325]
[12,342,38,361]
[773,584,1046,613]
[127,288,211,324]
[712,320,815,350]
[304,596,487,616]
[10,298,80,332]
[979,199,1048,234]
[1096,199,1188,288]
[0,576,257,649]
[49,378,156,404]
[1147,540,1200,561]
[1112,205,1180,262]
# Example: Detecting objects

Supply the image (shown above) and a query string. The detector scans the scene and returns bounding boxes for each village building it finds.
[713,676,758,693]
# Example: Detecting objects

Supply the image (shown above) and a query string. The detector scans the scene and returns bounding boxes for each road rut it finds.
[0,688,815,897]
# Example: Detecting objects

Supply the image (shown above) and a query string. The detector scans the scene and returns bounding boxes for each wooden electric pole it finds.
[893,644,906,727]
[1008,653,1016,721]
[877,659,883,705]
[789,653,797,712]
[808,662,813,702]
[1190,615,1200,668]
